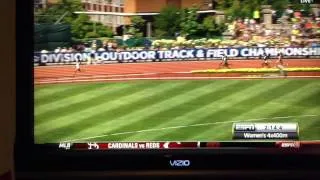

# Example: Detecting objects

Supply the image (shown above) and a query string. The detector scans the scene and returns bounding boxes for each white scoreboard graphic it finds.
[232,123,299,139]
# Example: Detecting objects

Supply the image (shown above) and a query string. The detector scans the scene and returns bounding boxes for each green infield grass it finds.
[34,79,320,143]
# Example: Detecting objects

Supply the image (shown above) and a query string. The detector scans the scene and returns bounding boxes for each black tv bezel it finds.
[15,0,320,174]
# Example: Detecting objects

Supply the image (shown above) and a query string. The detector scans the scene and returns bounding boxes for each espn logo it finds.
[299,0,314,4]
[234,123,255,131]
[278,142,300,148]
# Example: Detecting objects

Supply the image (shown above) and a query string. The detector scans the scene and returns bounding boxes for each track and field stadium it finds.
[34,59,320,143]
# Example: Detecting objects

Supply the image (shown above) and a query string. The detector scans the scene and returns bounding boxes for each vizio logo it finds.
[169,160,191,167]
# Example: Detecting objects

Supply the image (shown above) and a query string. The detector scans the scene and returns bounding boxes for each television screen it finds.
[32,0,320,153]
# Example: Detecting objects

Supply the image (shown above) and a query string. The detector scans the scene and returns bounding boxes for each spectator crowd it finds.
[225,5,320,48]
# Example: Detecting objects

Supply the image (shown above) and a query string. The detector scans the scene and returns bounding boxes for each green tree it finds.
[131,16,146,30]
[288,0,312,16]
[95,23,114,38]
[35,0,113,39]
[71,14,93,39]
[268,0,289,18]
[35,0,83,24]
[154,6,182,38]
[85,31,100,38]
[202,16,226,37]
[225,0,242,19]
[35,8,59,23]
[267,0,311,18]
[217,0,267,20]
[216,0,312,22]
[126,16,146,37]
[216,0,233,10]
[179,6,201,37]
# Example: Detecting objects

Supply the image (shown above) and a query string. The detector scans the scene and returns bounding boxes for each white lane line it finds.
[37,72,191,81]
[62,114,319,142]
[35,75,320,85]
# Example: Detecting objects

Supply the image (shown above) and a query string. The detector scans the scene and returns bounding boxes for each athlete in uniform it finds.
[262,52,270,67]
[90,50,96,65]
[220,53,229,68]
[275,52,287,77]
[73,60,81,77]
[276,52,284,65]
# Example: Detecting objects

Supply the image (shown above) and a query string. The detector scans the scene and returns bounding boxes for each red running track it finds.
[34,59,320,84]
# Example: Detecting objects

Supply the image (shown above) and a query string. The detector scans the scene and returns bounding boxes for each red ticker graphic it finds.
[270,141,320,149]
[275,141,300,148]
[74,143,89,150]
[161,142,198,149]
[206,142,221,148]
[98,143,108,150]
[300,141,320,148]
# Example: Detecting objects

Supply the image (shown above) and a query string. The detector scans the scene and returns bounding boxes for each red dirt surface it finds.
[34,59,320,85]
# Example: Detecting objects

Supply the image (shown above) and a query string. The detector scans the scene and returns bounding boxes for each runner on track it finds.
[73,60,81,77]
[261,52,271,67]
[275,52,287,77]
[276,52,285,66]
[219,53,229,68]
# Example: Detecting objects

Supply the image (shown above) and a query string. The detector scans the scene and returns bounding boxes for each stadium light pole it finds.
[55,11,69,24]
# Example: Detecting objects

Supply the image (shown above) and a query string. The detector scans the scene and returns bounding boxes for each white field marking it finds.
[35,75,320,85]
[62,114,319,142]
[38,72,191,81]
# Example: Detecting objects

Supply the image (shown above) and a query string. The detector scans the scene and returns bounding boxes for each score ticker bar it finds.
[55,141,320,150]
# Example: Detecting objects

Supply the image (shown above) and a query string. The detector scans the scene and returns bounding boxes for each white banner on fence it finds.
[34,47,320,64]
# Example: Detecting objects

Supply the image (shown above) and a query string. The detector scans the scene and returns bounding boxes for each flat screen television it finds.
[16,0,320,179]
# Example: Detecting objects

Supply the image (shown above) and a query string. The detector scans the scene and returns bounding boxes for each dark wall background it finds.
[0,0,15,179]
[34,24,71,51]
